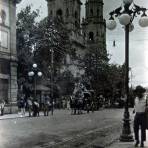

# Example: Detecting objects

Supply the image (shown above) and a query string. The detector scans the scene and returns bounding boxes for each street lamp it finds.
[106,0,148,142]
[28,63,42,100]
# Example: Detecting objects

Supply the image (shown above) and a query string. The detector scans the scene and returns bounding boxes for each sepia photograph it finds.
[0,0,148,147]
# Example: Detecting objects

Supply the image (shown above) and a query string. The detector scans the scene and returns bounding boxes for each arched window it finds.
[97,9,99,17]
[56,9,63,17]
[89,32,94,41]
[66,8,69,17]
[75,11,78,19]
[50,10,53,16]
[96,31,99,36]
[75,21,78,28]
[90,9,93,16]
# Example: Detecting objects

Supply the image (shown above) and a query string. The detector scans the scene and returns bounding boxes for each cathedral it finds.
[46,0,106,77]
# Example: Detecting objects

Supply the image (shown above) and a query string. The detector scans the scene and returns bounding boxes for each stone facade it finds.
[0,0,21,113]
[82,0,106,52]
[46,0,106,78]
[47,0,82,33]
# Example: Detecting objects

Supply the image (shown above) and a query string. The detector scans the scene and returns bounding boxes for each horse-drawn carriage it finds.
[70,84,94,115]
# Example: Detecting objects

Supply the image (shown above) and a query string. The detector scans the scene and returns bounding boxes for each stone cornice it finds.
[10,0,22,4]
[0,73,9,79]
[77,0,82,5]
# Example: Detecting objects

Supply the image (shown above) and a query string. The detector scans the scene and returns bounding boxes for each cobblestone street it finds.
[0,108,134,148]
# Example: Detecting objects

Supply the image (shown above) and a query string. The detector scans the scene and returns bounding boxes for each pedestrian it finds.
[27,96,33,117]
[20,94,26,116]
[67,98,70,110]
[133,85,147,147]
[32,99,40,117]
[43,95,50,116]
[0,99,5,116]
[91,101,95,113]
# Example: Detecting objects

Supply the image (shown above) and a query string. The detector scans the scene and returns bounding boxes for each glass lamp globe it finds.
[119,13,131,25]
[37,72,42,77]
[28,71,34,76]
[33,63,37,68]
[106,19,117,30]
[139,16,148,27]
[123,0,133,5]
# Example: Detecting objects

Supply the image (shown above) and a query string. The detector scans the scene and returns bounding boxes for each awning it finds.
[36,85,50,91]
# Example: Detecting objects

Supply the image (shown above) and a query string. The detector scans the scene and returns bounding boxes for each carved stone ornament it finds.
[0,9,6,25]
[11,0,22,4]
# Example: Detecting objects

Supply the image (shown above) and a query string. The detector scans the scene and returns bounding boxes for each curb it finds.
[0,112,46,120]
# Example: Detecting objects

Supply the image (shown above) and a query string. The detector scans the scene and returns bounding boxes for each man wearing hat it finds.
[133,85,147,147]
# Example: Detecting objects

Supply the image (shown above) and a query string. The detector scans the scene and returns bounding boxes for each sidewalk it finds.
[108,141,148,148]
[108,141,136,148]
[0,112,45,120]
[0,109,70,120]
[108,131,148,148]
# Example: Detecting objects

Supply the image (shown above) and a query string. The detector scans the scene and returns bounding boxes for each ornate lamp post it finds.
[106,0,148,142]
[28,63,42,100]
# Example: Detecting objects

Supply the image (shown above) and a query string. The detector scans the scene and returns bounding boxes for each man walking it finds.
[133,85,147,147]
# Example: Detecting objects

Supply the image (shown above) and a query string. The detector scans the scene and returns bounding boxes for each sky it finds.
[17,0,148,87]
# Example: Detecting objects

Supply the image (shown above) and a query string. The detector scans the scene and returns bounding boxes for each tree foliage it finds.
[33,16,71,78]
[56,70,75,96]
[81,47,125,101]
[16,6,73,97]
[16,5,39,90]
[82,48,110,95]
[106,64,125,99]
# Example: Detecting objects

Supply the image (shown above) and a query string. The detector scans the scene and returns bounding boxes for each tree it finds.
[31,16,73,98]
[106,64,125,105]
[56,70,75,96]
[17,5,74,98]
[16,5,39,93]
[33,16,72,78]
[82,48,110,96]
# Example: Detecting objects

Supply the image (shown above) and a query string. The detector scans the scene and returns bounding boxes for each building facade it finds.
[46,0,106,78]
[0,0,21,111]
[82,0,106,51]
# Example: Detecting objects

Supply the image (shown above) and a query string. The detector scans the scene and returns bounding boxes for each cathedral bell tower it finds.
[82,0,106,50]
[46,0,82,32]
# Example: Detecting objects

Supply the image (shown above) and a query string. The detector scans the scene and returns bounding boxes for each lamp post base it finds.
[120,111,134,142]
[120,133,134,142]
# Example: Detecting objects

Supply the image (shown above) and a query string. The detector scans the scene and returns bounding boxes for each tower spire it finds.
[46,0,82,32]
[82,0,106,49]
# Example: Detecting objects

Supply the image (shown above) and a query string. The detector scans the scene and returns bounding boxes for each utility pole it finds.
[130,68,133,89]
[51,48,54,115]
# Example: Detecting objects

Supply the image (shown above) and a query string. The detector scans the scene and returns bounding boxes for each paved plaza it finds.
[1,109,148,148]
[0,109,122,148]
[0,108,138,148]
